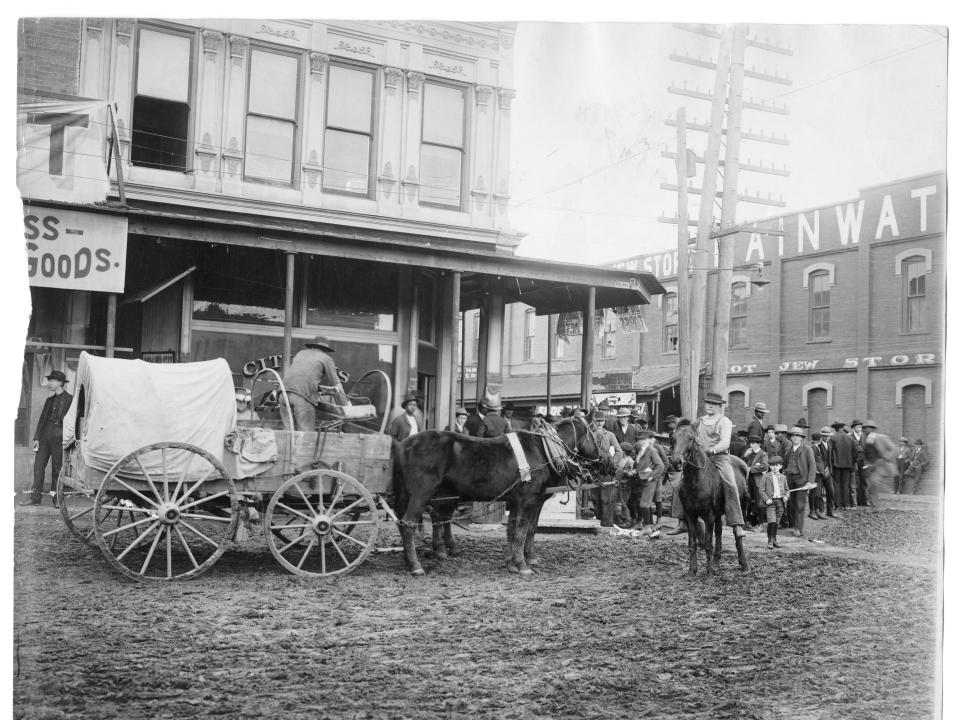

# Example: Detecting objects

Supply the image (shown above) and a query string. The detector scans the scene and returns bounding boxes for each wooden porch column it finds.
[105,294,117,358]
[546,314,554,413]
[282,251,295,374]
[580,287,596,409]
[437,271,461,432]
[475,292,505,407]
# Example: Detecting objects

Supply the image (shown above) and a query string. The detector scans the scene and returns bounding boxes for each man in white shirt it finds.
[388,395,422,452]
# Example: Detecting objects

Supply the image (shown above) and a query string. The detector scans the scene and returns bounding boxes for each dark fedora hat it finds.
[400,394,420,408]
[703,392,726,406]
[863,419,878,429]
[304,335,335,352]
[830,419,847,429]
[851,419,864,428]
[45,370,68,384]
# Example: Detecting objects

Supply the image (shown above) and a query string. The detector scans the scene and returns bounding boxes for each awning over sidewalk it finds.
[458,373,590,404]
[631,364,683,396]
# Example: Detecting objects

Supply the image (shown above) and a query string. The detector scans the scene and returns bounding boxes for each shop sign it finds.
[727,353,937,375]
[242,353,351,382]
[23,205,127,293]
[458,365,478,382]
[595,371,633,391]
[593,392,637,406]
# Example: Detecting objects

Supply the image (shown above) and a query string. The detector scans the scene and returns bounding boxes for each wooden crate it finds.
[271,430,394,493]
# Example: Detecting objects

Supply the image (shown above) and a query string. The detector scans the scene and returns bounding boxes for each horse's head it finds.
[671,420,701,467]
[555,416,614,474]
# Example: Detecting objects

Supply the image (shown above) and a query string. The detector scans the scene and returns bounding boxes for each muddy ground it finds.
[14,499,939,720]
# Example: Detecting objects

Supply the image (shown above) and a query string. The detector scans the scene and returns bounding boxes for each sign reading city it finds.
[23,205,127,293]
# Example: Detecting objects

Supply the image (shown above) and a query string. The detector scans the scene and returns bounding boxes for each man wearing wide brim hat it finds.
[611,407,639,448]
[688,391,747,538]
[747,401,770,446]
[480,394,509,438]
[782,426,817,537]
[23,370,73,507]
[282,336,348,430]
[388,394,423,449]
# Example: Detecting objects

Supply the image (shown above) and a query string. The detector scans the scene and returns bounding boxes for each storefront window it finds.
[193,245,287,324]
[305,257,397,331]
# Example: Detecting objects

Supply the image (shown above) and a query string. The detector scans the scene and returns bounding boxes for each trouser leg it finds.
[31,435,52,498]
[49,434,63,494]
[671,482,685,520]
[823,474,836,514]
[714,457,743,526]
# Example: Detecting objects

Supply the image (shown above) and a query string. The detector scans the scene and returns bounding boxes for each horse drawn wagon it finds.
[57,351,395,581]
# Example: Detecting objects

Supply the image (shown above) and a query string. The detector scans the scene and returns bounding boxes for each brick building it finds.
[489,172,943,492]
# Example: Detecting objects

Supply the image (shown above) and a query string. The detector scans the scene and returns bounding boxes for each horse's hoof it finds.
[526,556,542,567]
[739,563,750,572]
[434,550,448,561]
[518,567,534,577]
[506,563,520,574]
[410,567,425,577]
[447,546,462,557]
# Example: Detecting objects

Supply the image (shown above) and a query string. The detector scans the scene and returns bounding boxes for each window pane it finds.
[305,257,398,331]
[137,29,190,102]
[730,317,746,347]
[249,50,298,119]
[193,245,287,324]
[907,296,926,332]
[420,144,462,206]
[131,96,189,171]
[322,129,371,194]
[423,83,465,147]
[326,65,374,132]
[245,116,294,183]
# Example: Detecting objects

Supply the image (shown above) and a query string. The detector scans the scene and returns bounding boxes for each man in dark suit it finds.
[813,426,838,517]
[729,429,748,460]
[23,370,73,507]
[611,407,639,447]
[746,401,770,446]
[464,407,485,437]
[808,430,830,520]
[829,419,857,509]
[742,433,769,529]
[783,426,817,537]
[388,395,422,452]
[850,419,867,506]
[481,401,509,438]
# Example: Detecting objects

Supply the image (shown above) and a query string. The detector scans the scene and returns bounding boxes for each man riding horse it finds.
[693,392,748,540]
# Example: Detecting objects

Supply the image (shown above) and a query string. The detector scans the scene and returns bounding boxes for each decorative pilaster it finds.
[116,19,134,48]
[471,84,496,221]
[222,35,249,192]
[406,71,424,94]
[301,53,329,204]
[377,66,404,213]
[492,88,516,227]
[80,19,105,101]
[112,20,135,164]
[400,71,425,209]
[195,30,224,191]
[384,67,403,93]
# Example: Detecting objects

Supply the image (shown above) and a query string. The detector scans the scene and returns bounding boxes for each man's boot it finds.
[654,501,664,528]
[667,520,687,535]
[772,524,782,548]
[766,523,775,549]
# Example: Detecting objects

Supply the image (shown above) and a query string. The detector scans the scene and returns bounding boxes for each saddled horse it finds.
[672,421,750,577]
[393,415,612,576]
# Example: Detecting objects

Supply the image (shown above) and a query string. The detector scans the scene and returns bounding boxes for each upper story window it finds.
[730,281,748,347]
[809,270,831,340]
[523,309,536,361]
[420,81,467,208]
[245,47,300,185]
[323,63,376,196]
[663,293,679,353]
[903,256,927,333]
[132,26,193,171]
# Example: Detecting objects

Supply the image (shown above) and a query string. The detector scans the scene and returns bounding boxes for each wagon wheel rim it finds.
[265,469,379,578]
[94,442,238,582]
[57,463,97,545]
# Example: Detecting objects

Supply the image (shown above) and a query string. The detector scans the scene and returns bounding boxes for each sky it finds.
[508,23,948,265]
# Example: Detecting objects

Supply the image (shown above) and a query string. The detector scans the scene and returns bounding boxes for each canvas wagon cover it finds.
[63,352,237,478]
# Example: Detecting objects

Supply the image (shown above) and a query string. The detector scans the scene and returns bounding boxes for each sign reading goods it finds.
[23,205,127,293]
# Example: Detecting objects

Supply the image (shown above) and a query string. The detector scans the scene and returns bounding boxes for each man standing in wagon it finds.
[281,336,349,431]
[22,370,72,507]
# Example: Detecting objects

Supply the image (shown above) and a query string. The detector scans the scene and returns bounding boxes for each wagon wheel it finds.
[93,442,239,582]
[57,469,97,545]
[265,469,379,578]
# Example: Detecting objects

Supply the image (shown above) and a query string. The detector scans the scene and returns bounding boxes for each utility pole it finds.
[710,24,747,395]
[686,26,732,418]
[676,107,693,418]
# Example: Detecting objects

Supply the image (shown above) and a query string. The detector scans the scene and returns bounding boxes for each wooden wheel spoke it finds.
[328,476,346,510]
[332,528,368,549]
[139,524,165,575]
[178,469,221,508]
[269,522,312,531]
[67,506,95,523]
[319,536,327,575]
[165,527,173,579]
[160,448,170,502]
[330,536,351,567]
[279,530,313,554]
[134,456,164,505]
[170,451,195,505]
[330,497,366,520]
[178,519,222,549]
[296,537,316,570]
[174,526,200,570]
[334,519,374,526]
[275,501,312,522]
[177,489,231,513]
[293,483,318,518]
[99,504,153,514]
[108,476,159,508]
[115,521,161,561]
[102,515,156,538]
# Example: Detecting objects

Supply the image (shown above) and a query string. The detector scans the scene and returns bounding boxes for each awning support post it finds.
[580,287,596,410]
[283,252,295,374]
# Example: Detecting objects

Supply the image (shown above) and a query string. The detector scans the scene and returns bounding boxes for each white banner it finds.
[24,205,127,292]
[593,392,638,407]
[17,99,112,204]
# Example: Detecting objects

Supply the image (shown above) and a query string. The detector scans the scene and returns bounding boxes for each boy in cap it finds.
[446,407,469,434]
[632,429,664,538]
[615,442,637,527]
[23,370,73,507]
[742,432,769,529]
[759,456,789,549]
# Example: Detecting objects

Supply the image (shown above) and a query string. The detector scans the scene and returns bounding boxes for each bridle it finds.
[675,425,706,471]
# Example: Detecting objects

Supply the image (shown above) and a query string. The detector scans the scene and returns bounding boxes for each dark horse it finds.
[393,416,611,576]
[671,422,750,577]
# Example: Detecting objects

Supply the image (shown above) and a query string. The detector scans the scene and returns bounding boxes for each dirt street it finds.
[14,499,938,720]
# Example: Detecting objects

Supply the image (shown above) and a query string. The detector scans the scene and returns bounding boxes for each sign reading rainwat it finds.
[23,205,127,293]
